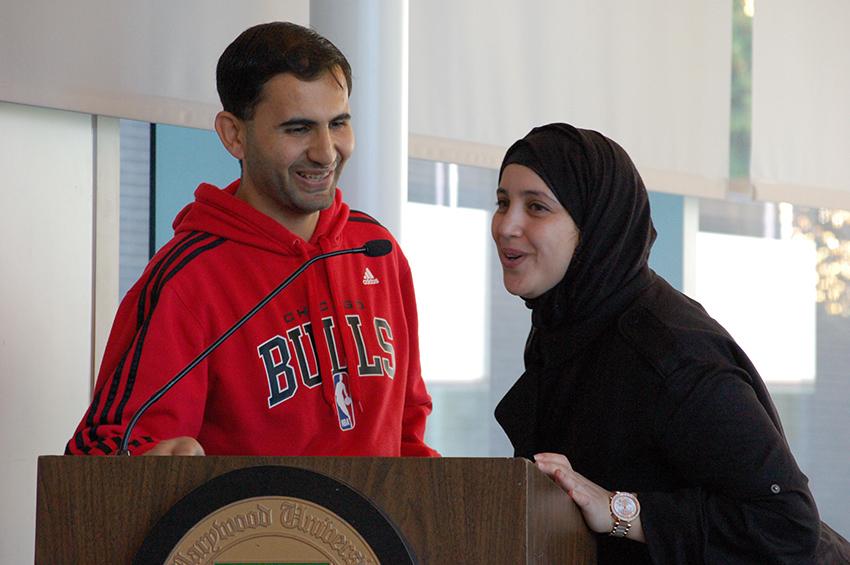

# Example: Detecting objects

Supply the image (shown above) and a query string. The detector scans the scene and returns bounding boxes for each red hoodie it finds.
[67,180,438,456]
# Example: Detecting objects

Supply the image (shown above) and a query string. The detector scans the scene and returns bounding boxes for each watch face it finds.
[611,492,640,521]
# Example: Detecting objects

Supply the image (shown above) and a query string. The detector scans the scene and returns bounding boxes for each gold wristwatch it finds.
[609,491,640,538]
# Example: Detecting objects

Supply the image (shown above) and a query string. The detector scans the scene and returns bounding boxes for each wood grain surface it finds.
[35,456,596,564]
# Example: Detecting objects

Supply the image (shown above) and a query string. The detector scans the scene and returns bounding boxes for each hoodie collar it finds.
[173,179,350,255]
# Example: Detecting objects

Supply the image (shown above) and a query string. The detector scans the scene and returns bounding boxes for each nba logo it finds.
[333,371,355,431]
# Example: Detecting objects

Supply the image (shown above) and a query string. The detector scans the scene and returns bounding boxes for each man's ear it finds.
[215,111,246,160]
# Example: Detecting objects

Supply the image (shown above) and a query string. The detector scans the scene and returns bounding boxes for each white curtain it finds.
[409,0,732,198]
[0,0,309,130]
[751,0,850,210]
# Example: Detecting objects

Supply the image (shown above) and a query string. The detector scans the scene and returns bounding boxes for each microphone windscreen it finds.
[364,239,393,257]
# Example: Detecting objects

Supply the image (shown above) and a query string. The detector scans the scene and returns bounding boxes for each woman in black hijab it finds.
[492,123,827,563]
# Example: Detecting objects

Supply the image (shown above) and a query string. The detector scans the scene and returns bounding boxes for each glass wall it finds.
[406,160,520,456]
[118,120,151,298]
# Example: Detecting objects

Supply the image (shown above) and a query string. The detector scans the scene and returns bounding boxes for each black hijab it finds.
[500,123,657,359]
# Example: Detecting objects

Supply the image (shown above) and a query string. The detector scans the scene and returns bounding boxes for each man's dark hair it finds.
[216,21,353,120]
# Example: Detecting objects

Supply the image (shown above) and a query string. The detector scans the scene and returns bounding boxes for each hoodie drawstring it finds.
[303,238,364,418]
[318,237,365,415]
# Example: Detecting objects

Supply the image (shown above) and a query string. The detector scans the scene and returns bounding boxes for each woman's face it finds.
[492,164,580,299]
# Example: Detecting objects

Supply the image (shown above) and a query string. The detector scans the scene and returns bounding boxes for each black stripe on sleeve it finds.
[82,232,208,440]
[86,235,225,450]
[92,232,213,432]
[112,237,227,425]
[136,232,212,329]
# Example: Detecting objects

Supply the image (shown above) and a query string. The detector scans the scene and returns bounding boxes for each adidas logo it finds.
[362,268,380,286]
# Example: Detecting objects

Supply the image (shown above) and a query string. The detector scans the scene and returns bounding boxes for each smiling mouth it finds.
[296,170,333,182]
[500,248,526,266]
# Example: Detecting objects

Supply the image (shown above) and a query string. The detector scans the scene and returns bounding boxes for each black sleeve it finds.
[640,366,819,564]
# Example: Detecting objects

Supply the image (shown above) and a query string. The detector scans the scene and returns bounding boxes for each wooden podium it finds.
[36,455,597,564]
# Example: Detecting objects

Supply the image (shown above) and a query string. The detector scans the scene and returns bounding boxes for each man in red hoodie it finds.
[66,22,438,457]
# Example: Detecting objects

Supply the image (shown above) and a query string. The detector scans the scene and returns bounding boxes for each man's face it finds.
[239,68,354,223]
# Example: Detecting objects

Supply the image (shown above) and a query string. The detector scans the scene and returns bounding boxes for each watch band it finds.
[609,517,631,538]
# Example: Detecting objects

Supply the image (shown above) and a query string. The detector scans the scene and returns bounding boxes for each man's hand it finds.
[144,436,205,456]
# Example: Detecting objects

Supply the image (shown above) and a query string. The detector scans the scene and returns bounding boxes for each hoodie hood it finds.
[173,179,351,256]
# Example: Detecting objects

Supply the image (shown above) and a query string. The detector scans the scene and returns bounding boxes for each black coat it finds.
[496,275,821,564]
[495,123,847,564]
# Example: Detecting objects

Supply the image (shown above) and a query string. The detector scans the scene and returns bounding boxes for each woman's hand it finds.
[534,452,645,542]
[534,452,614,533]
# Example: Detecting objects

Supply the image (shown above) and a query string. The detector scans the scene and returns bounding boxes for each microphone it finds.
[364,238,392,257]
[117,238,393,455]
